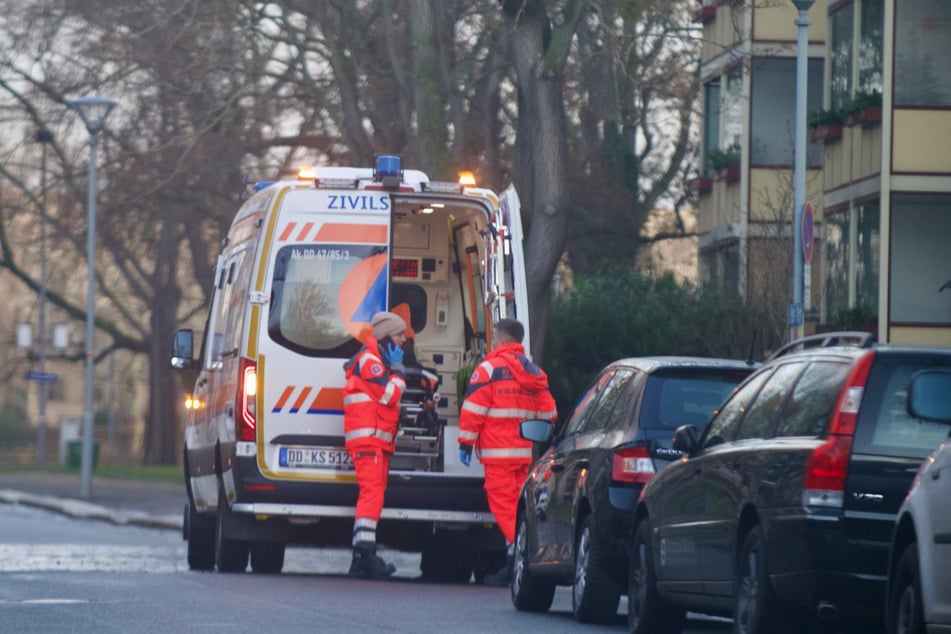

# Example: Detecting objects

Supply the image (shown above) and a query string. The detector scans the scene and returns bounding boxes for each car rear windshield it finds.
[641,368,752,430]
[853,353,951,459]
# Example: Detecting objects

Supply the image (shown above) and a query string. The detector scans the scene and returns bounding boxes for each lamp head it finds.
[791,0,815,11]
[68,95,117,135]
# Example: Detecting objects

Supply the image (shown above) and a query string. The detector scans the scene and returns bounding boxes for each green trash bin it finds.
[66,440,99,469]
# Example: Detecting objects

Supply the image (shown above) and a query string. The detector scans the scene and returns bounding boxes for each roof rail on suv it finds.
[768,331,876,361]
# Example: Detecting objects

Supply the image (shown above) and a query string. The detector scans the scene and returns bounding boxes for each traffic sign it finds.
[802,203,814,263]
[25,371,58,383]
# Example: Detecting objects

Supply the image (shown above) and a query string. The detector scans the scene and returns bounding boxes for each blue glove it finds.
[384,342,404,366]
[459,444,472,467]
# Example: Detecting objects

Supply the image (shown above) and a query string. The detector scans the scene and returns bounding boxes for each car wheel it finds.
[511,514,556,612]
[628,519,685,634]
[184,503,215,571]
[250,541,285,574]
[572,514,621,623]
[215,481,249,573]
[889,542,925,634]
[734,525,793,634]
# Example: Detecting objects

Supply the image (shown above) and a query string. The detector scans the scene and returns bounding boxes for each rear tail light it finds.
[237,358,257,442]
[612,445,656,484]
[802,352,875,508]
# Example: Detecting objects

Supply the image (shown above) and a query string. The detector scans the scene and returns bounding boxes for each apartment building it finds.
[696,0,951,345]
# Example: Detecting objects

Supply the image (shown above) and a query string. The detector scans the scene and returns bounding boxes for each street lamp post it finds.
[34,128,53,467]
[68,95,116,499]
[789,0,814,342]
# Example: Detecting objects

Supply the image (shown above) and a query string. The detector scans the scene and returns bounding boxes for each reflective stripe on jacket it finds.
[459,342,557,464]
[343,336,405,452]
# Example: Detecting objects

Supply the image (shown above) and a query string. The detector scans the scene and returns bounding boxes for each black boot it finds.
[483,553,514,587]
[349,542,396,579]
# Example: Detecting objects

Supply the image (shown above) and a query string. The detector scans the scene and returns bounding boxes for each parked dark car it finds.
[628,332,951,634]
[511,356,756,623]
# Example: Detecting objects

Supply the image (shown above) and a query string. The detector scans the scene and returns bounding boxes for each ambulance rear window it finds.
[268,243,388,357]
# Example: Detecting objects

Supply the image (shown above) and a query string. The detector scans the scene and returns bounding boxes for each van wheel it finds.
[250,541,285,574]
[215,483,249,573]
[889,542,924,634]
[184,503,215,571]
[573,514,620,623]
[511,515,555,612]
[628,519,685,634]
[734,525,793,634]
[421,530,474,583]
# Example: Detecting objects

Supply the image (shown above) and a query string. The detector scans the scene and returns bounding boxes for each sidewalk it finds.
[0,472,185,531]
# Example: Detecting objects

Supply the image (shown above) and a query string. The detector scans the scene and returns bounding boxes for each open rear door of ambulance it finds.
[254,187,392,482]
[498,185,532,357]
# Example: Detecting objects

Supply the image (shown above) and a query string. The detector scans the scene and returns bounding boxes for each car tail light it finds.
[612,445,656,484]
[237,358,257,442]
[802,352,875,507]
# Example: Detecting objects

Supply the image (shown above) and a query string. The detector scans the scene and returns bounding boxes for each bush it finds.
[543,268,777,419]
[0,396,31,448]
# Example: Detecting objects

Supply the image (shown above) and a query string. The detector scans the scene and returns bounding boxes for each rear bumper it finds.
[767,509,889,618]
[231,455,493,523]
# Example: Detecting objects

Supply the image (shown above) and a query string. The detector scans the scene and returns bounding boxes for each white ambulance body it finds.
[171,157,530,579]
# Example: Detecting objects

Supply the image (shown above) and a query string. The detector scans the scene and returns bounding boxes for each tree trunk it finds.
[502,0,570,363]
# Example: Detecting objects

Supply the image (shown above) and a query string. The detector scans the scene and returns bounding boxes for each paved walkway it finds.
[0,472,184,531]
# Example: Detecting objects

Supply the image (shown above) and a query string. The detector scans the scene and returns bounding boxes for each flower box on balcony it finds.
[810,123,843,143]
[695,176,713,194]
[716,164,740,183]
[693,4,716,22]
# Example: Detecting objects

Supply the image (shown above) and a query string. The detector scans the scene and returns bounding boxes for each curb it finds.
[0,489,183,532]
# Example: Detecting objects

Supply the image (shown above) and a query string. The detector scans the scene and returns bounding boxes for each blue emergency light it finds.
[252,180,275,192]
[374,155,402,190]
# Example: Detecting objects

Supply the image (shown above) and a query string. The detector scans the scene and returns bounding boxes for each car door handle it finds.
[575,459,590,471]
[933,467,941,480]
[550,460,566,473]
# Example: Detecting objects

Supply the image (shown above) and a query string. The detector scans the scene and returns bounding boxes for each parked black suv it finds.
[511,356,755,623]
[628,332,951,634]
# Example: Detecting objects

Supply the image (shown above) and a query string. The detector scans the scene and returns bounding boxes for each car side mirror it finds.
[672,424,701,455]
[520,418,554,444]
[907,370,951,423]
[171,329,195,370]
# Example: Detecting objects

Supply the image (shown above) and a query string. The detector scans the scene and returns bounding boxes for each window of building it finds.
[890,195,951,323]
[859,0,883,94]
[855,200,880,310]
[825,210,849,320]
[823,202,879,324]
[830,4,854,111]
[703,80,721,176]
[700,242,740,295]
[750,58,823,167]
[830,1,883,108]
[722,68,744,153]
[895,0,951,106]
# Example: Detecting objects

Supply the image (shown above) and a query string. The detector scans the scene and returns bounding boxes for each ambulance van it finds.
[170,156,531,580]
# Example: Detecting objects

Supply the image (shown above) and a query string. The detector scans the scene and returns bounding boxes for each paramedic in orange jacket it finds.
[458,318,557,586]
[343,311,408,579]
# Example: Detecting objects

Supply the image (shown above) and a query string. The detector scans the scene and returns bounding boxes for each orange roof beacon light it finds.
[297,166,317,180]
[458,171,476,187]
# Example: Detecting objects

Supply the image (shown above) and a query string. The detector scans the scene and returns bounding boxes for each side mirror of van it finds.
[672,424,701,454]
[171,329,195,370]
[520,418,554,444]
[907,370,951,423]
